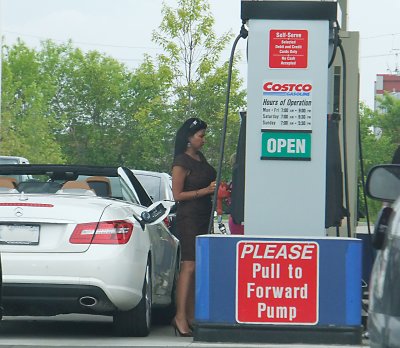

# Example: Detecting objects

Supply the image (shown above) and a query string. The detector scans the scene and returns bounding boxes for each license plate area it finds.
[0,224,40,245]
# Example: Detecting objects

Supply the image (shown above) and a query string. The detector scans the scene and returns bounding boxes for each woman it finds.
[171,117,216,337]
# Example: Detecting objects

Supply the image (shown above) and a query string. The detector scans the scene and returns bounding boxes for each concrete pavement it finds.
[0,316,369,347]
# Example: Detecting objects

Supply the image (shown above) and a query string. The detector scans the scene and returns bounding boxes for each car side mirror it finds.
[140,201,175,226]
[372,206,393,250]
[366,164,400,202]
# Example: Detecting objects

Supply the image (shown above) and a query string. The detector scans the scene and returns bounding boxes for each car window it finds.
[77,175,139,204]
[120,179,140,204]
[0,158,31,183]
[120,168,152,207]
[0,158,19,164]
[1,174,30,184]
[0,157,29,164]
[135,174,161,201]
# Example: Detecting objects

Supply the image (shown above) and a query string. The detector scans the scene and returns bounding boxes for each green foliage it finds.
[359,98,399,221]
[0,0,245,182]
[124,56,175,172]
[152,0,246,179]
[359,102,395,171]
[153,0,230,85]
[1,40,65,163]
[374,93,400,145]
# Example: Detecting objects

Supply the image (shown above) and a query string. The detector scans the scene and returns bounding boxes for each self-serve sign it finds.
[261,132,311,160]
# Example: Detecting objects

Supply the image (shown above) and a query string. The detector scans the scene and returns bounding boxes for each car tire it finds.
[113,259,152,337]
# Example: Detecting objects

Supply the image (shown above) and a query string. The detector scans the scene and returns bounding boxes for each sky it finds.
[1,0,400,109]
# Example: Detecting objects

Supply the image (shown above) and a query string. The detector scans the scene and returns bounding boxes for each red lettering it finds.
[263,82,313,92]
[241,243,316,260]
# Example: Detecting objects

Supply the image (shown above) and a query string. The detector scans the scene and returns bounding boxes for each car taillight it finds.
[70,220,134,244]
[163,216,171,229]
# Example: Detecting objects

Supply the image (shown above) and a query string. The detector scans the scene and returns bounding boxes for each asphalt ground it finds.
[0,315,369,347]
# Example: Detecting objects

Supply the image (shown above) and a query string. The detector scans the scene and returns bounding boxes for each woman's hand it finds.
[205,181,216,195]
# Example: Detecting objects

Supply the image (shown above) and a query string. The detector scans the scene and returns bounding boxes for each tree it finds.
[152,0,246,178]
[50,46,140,165]
[122,56,175,171]
[1,40,65,163]
[358,100,396,220]
[374,93,400,146]
[1,0,247,177]
[1,39,175,169]
[37,42,173,169]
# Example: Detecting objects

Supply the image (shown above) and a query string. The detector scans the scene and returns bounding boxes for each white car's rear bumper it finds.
[1,244,149,315]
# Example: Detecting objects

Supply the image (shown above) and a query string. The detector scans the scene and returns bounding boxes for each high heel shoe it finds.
[187,320,194,331]
[171,318,193,337]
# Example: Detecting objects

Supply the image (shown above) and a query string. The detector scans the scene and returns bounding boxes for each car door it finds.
[148,222,177,301]
[120,168,176,301]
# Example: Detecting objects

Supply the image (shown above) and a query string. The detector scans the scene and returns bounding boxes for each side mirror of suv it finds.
[366,164,400,250]
[366,165,400,202]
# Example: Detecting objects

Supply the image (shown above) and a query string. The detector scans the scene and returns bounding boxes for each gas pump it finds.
[194,1,362,345]
[244,0,340,236]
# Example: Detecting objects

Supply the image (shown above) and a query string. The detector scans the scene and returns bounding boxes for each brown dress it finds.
[172,152,216,261]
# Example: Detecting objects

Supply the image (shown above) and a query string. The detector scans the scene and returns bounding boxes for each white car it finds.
[0,156,31,183]
[0,156,30,164]
[0,164,179,337]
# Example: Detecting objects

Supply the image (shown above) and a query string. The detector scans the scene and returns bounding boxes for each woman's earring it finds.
[187,142,191,148]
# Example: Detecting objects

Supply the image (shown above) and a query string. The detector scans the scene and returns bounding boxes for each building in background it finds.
[374,73,400,110]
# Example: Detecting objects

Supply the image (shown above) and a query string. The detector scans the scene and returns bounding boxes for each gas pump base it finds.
[194,236,362,345]
[194,323,362,345]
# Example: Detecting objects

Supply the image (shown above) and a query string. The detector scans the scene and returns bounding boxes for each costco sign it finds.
[263,82,313,93]
[236,241,319,324]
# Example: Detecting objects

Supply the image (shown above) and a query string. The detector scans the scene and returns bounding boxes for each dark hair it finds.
[174,117,207,157]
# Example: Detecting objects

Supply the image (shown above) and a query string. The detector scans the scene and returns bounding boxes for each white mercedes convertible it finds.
[0,164,179,336]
